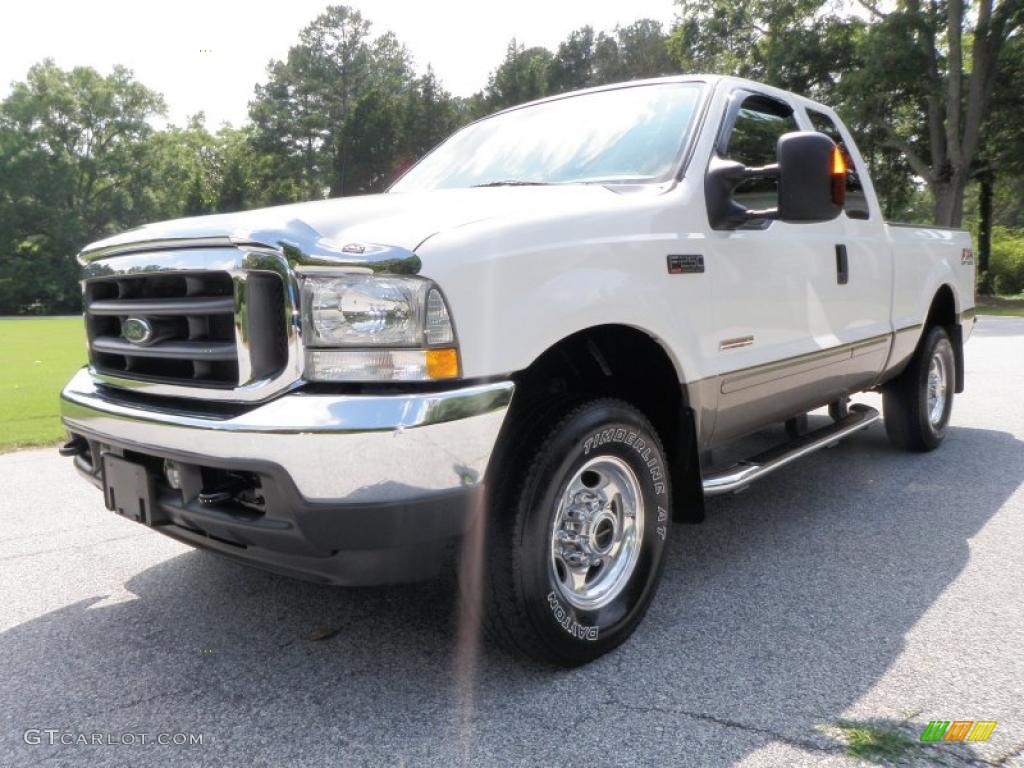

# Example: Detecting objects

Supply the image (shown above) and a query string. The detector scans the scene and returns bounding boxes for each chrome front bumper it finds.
[60,368,514,503]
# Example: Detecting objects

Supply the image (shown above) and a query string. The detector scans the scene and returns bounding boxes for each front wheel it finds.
[482,399,672,666]
[883,325,955,452]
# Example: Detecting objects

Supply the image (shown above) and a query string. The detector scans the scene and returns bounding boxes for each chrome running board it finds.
[702,404,880,497]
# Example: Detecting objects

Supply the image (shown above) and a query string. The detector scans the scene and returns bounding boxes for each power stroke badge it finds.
[667,254,704,274]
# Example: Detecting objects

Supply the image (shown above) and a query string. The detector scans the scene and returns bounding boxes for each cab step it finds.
[701,403,880,497]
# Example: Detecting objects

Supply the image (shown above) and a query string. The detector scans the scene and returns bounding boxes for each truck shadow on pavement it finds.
[3,424,1022,766]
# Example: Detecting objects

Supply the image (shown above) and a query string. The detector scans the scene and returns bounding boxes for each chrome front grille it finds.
[84,269,287,390]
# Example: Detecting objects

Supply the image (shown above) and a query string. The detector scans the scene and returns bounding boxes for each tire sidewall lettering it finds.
[582,425,667,498]
[547,591,599,641]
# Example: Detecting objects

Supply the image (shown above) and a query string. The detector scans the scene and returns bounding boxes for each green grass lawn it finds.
[976,295,1024,317]
[0,317,86,452]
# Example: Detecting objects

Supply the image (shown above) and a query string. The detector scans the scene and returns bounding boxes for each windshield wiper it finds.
[472,180,553,187]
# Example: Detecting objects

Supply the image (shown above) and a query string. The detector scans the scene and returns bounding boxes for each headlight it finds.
[300,274,459,382]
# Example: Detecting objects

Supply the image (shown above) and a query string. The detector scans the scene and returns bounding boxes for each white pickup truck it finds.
[60,75,975,665]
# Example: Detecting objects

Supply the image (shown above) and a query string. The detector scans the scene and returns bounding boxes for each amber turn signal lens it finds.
[831,146,847,206]
[426,347,460,379]
[831,146,846,175]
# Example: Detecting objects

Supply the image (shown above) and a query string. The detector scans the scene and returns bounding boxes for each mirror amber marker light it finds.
[831,146,847,207]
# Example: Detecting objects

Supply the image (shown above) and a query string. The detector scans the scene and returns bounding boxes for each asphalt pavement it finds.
[2,316,1023,767]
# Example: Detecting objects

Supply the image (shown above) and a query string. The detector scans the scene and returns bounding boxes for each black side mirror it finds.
[777,131,845,222]
[705,130,845,230]
[704,156,752,231]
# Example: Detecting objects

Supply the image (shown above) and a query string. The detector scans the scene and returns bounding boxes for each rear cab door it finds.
[796,104,893,383]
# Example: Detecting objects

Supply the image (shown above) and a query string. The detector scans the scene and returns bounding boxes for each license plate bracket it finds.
[102,454,164,526]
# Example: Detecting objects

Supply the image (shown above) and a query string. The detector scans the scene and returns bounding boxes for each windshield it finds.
[390,82,704,191]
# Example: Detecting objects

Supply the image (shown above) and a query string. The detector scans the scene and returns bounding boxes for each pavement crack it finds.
[0,531,152,563]
[603,694,843,754]
[81,684,197,718]
[21,752,61,768]
[0,521,129,544]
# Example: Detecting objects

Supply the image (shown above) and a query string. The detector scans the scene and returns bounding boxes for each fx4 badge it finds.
[667,254,704,274]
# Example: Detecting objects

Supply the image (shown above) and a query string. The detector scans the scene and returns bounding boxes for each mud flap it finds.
[672,407,705,523]
[949,322,965,393]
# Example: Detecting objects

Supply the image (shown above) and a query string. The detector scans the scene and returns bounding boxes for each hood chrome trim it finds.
[78,219,422,275]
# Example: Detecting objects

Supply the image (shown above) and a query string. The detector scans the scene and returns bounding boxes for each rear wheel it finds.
[482,399,672,666]
[882,325,955,452]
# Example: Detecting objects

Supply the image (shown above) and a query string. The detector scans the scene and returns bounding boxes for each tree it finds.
[548,27,599,93]
[670,0,818,81]
[616,19,677,80]
[248,5,415,198]
[479,40,554,112]
[338,89,403,193]
[546,21,678,98]
[216,127,257,213]
[339,69,463,195]
[0,60,164,313]
[142,114,218,219]
[844,0,1023,226]
[963,31,1024,290]
[396,69,462,173]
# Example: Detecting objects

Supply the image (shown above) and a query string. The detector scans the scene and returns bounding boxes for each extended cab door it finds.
[705,89,890,445]
[799,106,892,375]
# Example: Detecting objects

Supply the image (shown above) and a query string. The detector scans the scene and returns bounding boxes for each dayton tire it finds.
[483,399,672,666]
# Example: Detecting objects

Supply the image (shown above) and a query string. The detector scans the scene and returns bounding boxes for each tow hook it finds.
[58,436,88,458]
[198,476,254,505]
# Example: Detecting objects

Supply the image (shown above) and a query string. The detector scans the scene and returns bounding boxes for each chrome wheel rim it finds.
[549,456,644,611]
[927,352,948,427]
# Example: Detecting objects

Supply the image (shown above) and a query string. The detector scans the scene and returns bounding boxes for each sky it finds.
[1,0,678,128]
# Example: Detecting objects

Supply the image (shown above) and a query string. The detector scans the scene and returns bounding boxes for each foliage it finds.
[825,719,919,765]
[478,20,678,113]
[988,226,1024,294]
[246,5,451,198]
[669,0,842,93]
[0,60,165,313]
[477,40,554,113]
[841,0,1022,227]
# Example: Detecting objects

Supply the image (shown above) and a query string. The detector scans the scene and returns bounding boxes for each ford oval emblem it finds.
[122,317,154,345]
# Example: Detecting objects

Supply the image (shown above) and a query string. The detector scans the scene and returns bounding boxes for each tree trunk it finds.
[977,172,994,294]
[931,176,967,228]
[330,135,348,198]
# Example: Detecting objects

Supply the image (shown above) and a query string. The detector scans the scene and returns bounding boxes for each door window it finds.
[806,109,870,219]
[723,95,799,211]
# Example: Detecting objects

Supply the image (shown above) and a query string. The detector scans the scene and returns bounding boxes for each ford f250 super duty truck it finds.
[59,75,976,665]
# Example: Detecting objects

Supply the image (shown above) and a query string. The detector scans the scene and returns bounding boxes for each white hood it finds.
[81,186,629,258]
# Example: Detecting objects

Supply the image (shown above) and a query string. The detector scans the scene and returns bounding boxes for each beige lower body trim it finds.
[688,334,892,449]
[875,324,923,386]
